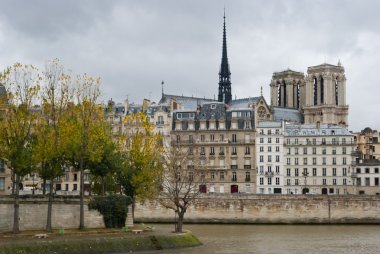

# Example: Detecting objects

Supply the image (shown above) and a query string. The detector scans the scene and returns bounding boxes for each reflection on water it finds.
[138,224,380,254]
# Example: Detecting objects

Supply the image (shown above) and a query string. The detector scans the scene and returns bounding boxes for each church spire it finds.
[218,10,232,104]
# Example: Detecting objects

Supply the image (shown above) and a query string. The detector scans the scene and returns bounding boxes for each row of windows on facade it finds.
[176,134,252,143]
[258,178,351,186]
[259,156,349,165]
[175,121,252,131]
[356,168,380,174]
[258,129,281,135]
[176,111,252,119]
[283,137,353,145]
[184,157,252,168]
[282,167,349,177]
[284,146,350,155]
[194,146,252,156]
[183,171,252,182]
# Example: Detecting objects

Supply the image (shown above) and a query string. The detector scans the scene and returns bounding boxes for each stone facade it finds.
[0,196,104,232]
[0,160,11,195]
[353,127,380,160]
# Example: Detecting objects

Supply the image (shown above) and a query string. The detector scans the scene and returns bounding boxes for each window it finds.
[287,158,291,165]
[210,134,215,141]
[276,138,280,143]
[295,168,299,176]
[276,146,280,152]
[322,179,327,185]
[275,166,280,174]
[73,184,78,191]
[188,147,193,155]
[220,134,224,141]
[200,147,205,155]
[343,157,346,165]
[295,148,299,155]
[201,135,205,141]
[211,172,215,180]
[260,177,264,185]
[211,104,216,109]
[332,148,336,155]
[322,148,326,155]
[333,158,336,165]
[322,168,326,176]
[73,174,78,182]
[375,178,379,186]
[375,168,379,174]
[259,166,264,174]
[303,148,307,154]
[232,147,237,155]
[276,178,280,185]
[268,129,272,135]
[232,172,236,182]
[268,146,272,152]
[219,147,225,155]
[295,139,298,145]
[176,135,181,144]
[268,178,272,185]
[189,135,193,144]
[365,168,370,174]
[267,166,272,172]
[286,168,291,176]
[312,138,316,145]
[260,156,264,162]
[232,134,237,143]
[268,155,272,162]
[312,147,316,155]
[303,158,307,165]
[276,155,280,162]
[295,158,299,165]
[333,168,337,176]
[260,146,264,152]
[286,179,291,186]
[357,168,361,173]
[245,172,250,182]
[333,179,337,185]
[295,179,299,185]
[0,177,4,191]
[268,138,272,143]
[0,160,4,173]
[322,157,326,165]
[245,147,250,155]
[322,138,326,145]
[343,178,347,185]
[275,129,279,134]
[365,177,370,186]
[210,147,215,155]
[260,138,264,143]
[189,172,194,181]
[286,139,290,145]
[343,168,347,176]
[177,113,182,119]
[342,147,346,155]
[220,172,224,181]
[313,168,317,176]
[312,158,317,165]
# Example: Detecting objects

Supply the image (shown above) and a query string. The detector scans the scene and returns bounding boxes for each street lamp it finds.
[302,171,309,194]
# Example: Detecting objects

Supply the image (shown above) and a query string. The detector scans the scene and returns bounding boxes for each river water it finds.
[139,224,380,254]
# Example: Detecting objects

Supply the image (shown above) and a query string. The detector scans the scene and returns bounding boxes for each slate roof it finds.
[272,107,303,123]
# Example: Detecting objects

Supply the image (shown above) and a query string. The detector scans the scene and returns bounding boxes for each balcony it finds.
[351,172,358,178]
[264,172,274,177]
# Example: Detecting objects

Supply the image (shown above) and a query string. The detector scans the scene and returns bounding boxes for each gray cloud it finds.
[0,0,379,131]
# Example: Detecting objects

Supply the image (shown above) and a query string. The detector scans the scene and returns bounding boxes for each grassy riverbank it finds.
[0,228,202,254]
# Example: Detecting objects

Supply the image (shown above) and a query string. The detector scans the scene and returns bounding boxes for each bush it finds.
[88,195,132,228]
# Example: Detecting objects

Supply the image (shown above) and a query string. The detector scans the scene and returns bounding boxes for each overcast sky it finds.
[0,0,379,131]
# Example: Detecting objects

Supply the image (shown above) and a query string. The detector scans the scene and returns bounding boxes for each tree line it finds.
[0,60,206,234]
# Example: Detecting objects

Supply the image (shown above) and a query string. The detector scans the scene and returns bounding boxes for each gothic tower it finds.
[218,13,232,104]
[270,69,305,109]
[303,62,348,126]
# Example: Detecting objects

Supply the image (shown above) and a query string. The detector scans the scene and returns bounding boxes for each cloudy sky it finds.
[0,0,379,131]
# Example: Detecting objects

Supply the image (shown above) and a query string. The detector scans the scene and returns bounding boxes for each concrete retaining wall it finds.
[135,195,380,224]
[0,195,104,232]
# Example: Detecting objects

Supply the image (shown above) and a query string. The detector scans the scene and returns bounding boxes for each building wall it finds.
[135,196,380,224]
[0,161,11,195]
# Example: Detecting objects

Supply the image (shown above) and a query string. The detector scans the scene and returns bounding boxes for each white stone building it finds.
[283,123,355,195]
[256,121,285,194]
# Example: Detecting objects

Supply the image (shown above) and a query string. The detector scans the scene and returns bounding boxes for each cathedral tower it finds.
[303,62,348,126]
[218,13,232,104]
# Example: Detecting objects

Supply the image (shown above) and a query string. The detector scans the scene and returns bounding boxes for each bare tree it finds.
[159,145,206,233]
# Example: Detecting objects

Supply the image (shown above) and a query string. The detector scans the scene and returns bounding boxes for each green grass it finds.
[0,232,202,254]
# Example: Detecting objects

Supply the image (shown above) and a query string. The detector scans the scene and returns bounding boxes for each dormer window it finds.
[177,113,182,119]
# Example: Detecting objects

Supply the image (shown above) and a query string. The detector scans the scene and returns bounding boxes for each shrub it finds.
[88,195,132,228]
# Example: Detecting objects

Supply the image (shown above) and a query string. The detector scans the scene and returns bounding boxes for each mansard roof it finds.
[272,107,303,123]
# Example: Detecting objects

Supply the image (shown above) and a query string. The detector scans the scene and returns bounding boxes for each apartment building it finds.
[283,123,355,195]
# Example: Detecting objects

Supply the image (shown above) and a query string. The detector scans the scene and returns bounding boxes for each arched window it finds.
[335,77,339,105]
[297,82,300,109]
[313,77,318,106]
[283,81,287,107]
[277,81,281,106]
[320,76,324,104]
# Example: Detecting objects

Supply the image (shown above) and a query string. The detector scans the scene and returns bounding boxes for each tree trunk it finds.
[79,157,85,230]
[177,211,185,233]
[13,174,20,234]
[101,176,105,196]
[43,178,46,195]
[46,177,54,232]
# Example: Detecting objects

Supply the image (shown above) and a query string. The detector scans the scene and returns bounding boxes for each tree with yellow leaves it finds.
[0,63,40,233]
[117,112,164,219]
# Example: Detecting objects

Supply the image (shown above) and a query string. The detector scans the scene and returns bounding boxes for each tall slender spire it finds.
[218,10,232,104]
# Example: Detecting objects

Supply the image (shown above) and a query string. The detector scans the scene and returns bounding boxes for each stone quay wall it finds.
[135,195,380,224]
[0,196,104,232]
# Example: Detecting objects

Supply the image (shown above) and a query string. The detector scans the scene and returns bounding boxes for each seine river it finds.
[138,224,380,254]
